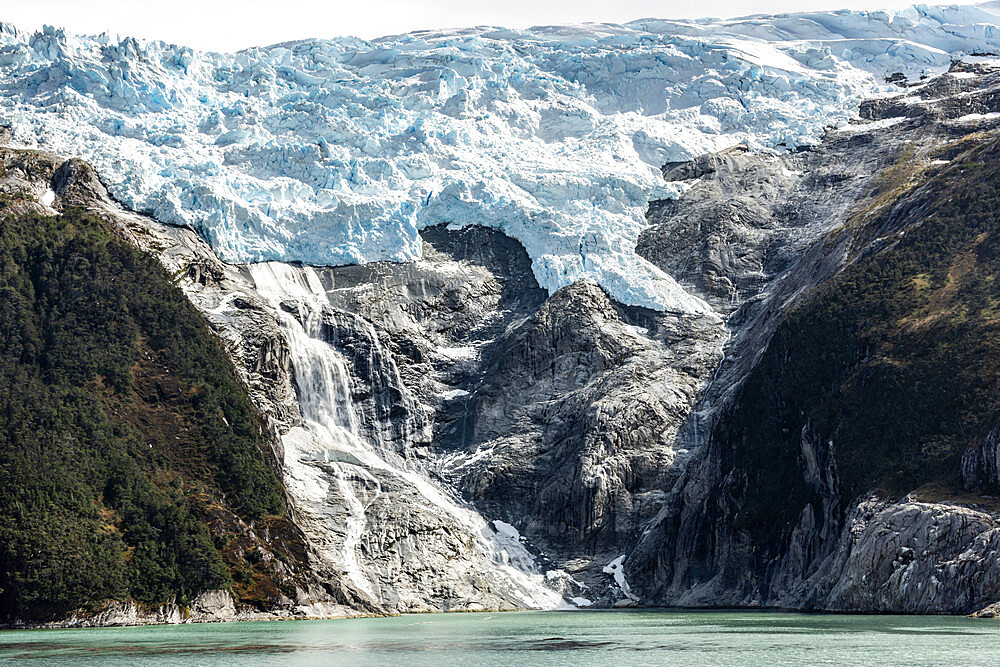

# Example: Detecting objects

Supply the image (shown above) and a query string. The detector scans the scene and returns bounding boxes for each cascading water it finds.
[246,262,564,610]
[284,311,358,437]
[247,262,380,599]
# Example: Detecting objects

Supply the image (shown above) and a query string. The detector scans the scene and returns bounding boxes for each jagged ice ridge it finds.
[1,3,1000,310]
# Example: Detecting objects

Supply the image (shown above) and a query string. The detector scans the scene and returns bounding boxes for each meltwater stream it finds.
[3,611,1000,666]
[245,262,562,610]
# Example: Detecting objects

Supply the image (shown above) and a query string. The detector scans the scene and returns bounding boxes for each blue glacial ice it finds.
[1,3,999,312]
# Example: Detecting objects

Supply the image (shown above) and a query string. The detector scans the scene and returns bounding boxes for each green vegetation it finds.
[717,137,1000,551]
[0,205,287,622]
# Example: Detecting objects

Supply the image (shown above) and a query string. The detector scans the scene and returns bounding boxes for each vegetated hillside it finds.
[0,197,307,622]
[715,134,1000,560]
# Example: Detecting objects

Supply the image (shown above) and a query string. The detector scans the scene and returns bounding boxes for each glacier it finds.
[1,4,1000,311]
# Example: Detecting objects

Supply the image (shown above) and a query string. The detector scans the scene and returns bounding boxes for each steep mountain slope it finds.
[0,149,359,624]
[30,151,570,615]
[628,61,1000,613]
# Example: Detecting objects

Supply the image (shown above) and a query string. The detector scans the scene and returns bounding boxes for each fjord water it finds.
[2,611,999,666]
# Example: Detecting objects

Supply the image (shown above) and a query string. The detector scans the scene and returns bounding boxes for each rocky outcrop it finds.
[445,283,723,575]
[861,61,1000,124]
[963,425,1000,494]
[804,499,1000,614]
[661,144,750,182]
[38,590,361,628]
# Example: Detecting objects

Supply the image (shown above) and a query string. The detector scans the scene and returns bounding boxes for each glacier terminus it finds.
[1,4,999,311]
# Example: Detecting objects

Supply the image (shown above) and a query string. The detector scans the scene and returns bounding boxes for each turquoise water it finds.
[1,610,999,665]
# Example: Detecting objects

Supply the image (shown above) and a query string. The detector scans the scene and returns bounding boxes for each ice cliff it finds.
[1,3,1000,310]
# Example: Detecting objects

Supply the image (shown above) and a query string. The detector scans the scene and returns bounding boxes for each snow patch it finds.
[435,346,478,362]
[439,388,470,401]
[965,56,1000,68]
[953,112,1000,123]
[603,555,640,602]
[627,324,651,338]
[834,116,907,133]
[40,189,55,207]
[493,520,523,542]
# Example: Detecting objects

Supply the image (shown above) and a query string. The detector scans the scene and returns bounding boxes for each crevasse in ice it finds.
[1,3,999,311]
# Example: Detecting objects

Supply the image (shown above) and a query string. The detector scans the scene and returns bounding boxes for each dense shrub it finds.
[0,206,285,621]
[715,140,1000,550]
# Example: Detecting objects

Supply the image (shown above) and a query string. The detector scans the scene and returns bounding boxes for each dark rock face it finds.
[315,306,428,460]
[638,116,884,314]
[626,61,1000,615]
[448,283,722,561]
[306,224,726,593]
[963,425,1000,494]
[661,144,749,182]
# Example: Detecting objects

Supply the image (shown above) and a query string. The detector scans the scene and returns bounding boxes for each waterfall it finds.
[248,262,379,599]
[246,262,563,610]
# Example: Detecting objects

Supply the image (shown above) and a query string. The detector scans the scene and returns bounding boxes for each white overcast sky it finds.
[0,0,982,52]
